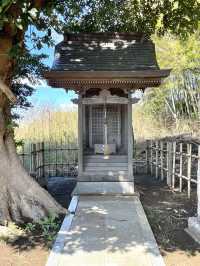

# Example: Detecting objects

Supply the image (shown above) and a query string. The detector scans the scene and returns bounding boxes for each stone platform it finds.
[47,195,165,266]
[186,216,200,244]
[72,181,135,195]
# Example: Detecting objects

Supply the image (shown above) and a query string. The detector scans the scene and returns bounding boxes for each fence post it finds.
[179,142,183,192]
[21,144,25,167]
[155,140,159,179]
[187,143,192,198]
[150,140,153,176]
[160,141,164,180]
[167,141,173,187]
[146,140,150,174]
[172,141,177,190]
[41,142,45,178]
[31,143,37,175]
[36,142,41,178]
[186,144,200,243]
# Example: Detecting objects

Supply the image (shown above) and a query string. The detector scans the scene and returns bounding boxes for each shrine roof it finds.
[52,32,159,71]
[44,33,171,91]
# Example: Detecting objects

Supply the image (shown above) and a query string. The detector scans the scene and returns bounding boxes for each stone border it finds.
[185,216,200,245]
[134,197,166,266]
[45,196,79,266]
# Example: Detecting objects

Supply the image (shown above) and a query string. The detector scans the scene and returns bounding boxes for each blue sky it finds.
[24,29,76,112]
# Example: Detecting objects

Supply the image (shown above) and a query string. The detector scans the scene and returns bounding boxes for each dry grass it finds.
[15,107,78,144]
[15,104,200,146]
[133,105,200,142]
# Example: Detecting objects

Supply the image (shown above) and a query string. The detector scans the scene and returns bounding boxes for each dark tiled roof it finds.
[52,33,159,72]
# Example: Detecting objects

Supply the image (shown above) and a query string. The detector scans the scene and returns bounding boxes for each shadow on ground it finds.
[135,174,200,257]
[7,174,200,263]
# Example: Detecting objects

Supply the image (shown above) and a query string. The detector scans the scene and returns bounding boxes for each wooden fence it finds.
[18,142,78,180]
[147,138,200,198]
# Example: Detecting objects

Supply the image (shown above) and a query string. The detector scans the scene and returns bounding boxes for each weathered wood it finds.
[78,95,83,176]
[160,141,164,180]
[117,105,121,148]
[41,142,45,178]
[167,142,173,187]
[172,141,177,190]
[155,140,159,179]
[82,96,129,105]
[128,92,133,184]
[146,140,150,174]
[179,143,183,192]
[150,140,153,176]
[82,105,86,148]
[187,143,192,198]
[31,143,37,174]
[197,145,200,219]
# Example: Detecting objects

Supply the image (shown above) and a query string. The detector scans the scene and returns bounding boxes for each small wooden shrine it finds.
[44,32,170,195]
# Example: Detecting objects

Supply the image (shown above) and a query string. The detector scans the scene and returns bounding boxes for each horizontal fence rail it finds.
[148,138,200,198]
[18,141,148,183]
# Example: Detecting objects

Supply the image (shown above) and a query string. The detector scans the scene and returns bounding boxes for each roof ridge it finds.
[63,32,149,42]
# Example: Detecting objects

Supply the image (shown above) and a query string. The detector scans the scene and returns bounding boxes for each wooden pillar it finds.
[155,140,159,179]
[31,143,37,175]
[167,141,173,187]
[172,141,177,190]
[150,140,153,176]
[160,141,164,180]
[146,140,150,174]
[187,143,192,198]
[179,142,183,192]
[128,92,133,184]
[82,104,86,148]
[186,144,200,243]
[197,145,200,220]
[78,94,83,177]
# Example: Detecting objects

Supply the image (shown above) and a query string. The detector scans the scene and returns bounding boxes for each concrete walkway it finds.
[47,195,165,266]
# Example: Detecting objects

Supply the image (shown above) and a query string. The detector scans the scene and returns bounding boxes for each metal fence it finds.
[18,142,78,180]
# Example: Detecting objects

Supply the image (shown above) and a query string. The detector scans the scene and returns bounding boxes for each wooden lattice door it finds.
[107,105,121,147]
[90,105,104,146]
[89,105,121,148]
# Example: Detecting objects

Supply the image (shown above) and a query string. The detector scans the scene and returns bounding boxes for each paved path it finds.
[53,195,165,266]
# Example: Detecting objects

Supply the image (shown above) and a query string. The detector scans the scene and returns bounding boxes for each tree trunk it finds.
[0,36,66,225]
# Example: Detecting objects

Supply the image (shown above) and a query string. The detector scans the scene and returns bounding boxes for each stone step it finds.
[83,171,128,176]
[84,166,128,171]
[80,173,130,182]
[84,162,128,167]
[84,155,128,163]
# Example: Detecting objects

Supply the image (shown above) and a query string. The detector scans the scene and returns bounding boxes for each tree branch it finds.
[0,79,17,103]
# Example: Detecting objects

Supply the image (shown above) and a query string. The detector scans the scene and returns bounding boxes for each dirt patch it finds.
[0,178,75,266]
[0,214,66,266]
[0,229,50,266]
[136,174,200,266]
[0,241,48,266]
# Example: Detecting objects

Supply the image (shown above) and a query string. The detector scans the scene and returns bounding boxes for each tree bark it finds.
[0,36,66,225]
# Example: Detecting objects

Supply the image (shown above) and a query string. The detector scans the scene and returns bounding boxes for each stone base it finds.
[185,216,200,244]
[77,174,131,182]
[72,181,135,195]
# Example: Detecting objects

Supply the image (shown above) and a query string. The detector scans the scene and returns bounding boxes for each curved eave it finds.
[44,69,171,91]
